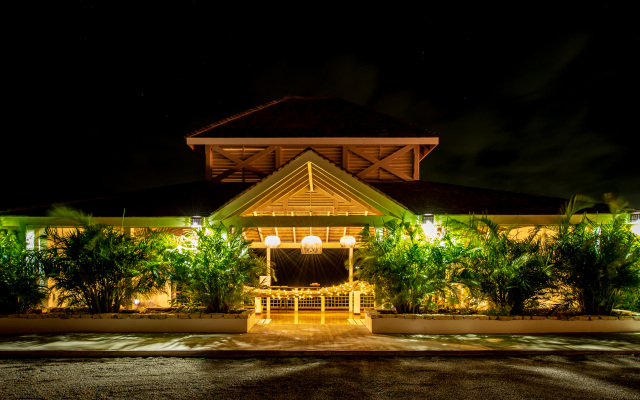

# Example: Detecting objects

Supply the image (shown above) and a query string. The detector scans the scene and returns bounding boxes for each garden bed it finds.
[0,310,256,334]
[365,309,640,334]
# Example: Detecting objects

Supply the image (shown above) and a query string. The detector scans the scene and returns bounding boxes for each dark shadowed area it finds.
[254,248,349,287]
[4,3,639,211]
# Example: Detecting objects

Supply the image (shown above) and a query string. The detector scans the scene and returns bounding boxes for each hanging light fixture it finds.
[340,235,356,248]
[264,236,281,248]
[301,235,322,254]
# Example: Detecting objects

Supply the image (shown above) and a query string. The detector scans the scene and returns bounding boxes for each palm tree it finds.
[168,222,267,313]
[42,207,170,313]
[0,225,47,313]
[458,216,553,316]
[552,195,640,315]
[355,219,467,314]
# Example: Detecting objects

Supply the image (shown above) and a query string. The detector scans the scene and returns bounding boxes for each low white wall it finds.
[0,311,256,334]
[365,310,640,334]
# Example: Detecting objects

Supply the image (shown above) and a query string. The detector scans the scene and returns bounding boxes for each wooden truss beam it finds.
[348,145,415,181]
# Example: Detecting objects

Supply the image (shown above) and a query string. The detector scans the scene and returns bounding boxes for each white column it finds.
[255,297,262,314]
[266,247,271,281]
[294,297,299,312]
[349,292,353,312]
[321,296,325,312]
[354,291,361,315]
[266,297,270,312]
[348,247,354,282]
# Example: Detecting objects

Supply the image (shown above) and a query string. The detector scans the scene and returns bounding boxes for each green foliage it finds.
[552,195,640,315]
[168,223,267,313]
[355,219,467,314]
[42,207,170,313]
[457,217,553,316]
[616,286,640,313]
[0,228,47,313]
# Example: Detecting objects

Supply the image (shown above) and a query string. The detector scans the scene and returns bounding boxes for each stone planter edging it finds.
[0,310,256,334]
[365,310,640,334]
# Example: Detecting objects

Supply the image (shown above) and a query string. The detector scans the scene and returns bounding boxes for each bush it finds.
[458,217,553,316]
[42,207,170,313]
[169,223,267,313]
[355,219,467,314]
[552,196,640,315]
[0,228,47,313]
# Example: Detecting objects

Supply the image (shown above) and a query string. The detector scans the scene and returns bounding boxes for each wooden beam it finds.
[342,145,349,170]
[205,145,213,180]
[350,145,414,181]
[413,144,420,180]
[275,146,282,168]
[188,137,440,146]
[227,215,399,227]
[211,146,276,180]
[307,162,314,192]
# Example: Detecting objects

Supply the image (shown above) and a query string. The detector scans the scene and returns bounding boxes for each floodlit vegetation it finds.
[459,217,553,316]
[552,196,640,315]
[168,222,267,313]
[355,219,467,314]
[41,207,171,313]
[356,196,640,316]
[0,195,638,316]
[0,227,47,313]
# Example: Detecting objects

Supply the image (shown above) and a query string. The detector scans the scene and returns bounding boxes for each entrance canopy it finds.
[209,149,415,249]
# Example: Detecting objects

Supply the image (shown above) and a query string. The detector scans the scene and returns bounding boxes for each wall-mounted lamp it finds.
[631,213,640,236]
[421,214,437,238]
[190,216,202,228]
[421,214,435,225]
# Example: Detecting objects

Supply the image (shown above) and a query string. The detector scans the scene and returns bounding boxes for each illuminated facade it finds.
[0,97,615,310]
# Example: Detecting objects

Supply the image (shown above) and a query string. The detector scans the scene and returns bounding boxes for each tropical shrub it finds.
[42,207,171,313]
[169,222,267,313]
[355,219,467,314]
[0,228,47,313]
[459,217,553,316]
[552,196,640,315]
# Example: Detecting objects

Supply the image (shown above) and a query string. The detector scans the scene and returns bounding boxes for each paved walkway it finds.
[1,323,640,357]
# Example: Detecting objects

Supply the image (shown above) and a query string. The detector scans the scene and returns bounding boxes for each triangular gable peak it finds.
[210,150,414,248]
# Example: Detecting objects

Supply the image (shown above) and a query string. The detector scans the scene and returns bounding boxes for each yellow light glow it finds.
[340,235,356,248]
[301,235,322,254]
[264,235,281,248]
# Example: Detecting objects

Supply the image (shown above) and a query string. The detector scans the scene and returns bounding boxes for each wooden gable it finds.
[209,150,414,248]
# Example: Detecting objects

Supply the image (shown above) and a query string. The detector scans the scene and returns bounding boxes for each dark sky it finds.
[4,2,639,211]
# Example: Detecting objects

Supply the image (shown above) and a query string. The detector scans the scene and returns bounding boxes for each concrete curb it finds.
[1,349,639,358]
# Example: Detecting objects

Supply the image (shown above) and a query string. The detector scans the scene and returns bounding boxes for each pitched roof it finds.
[186,97,438,139]
[0,181,252,217]
[372,181,610,215]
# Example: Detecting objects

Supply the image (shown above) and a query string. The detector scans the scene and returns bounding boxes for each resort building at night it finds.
[0,97,612,312]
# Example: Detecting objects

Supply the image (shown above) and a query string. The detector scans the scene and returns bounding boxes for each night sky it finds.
[4,3,639,211]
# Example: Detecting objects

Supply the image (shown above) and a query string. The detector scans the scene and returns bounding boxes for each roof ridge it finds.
[185,97,438,139]
[184,97,288,139]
